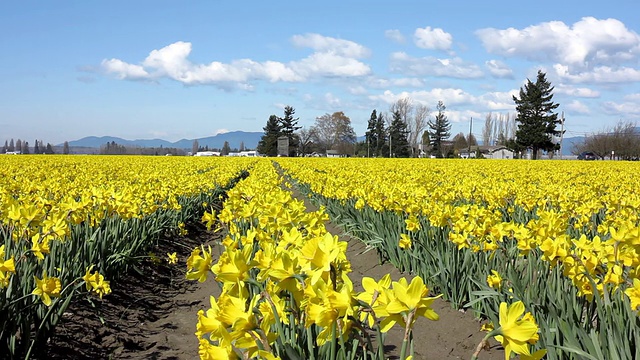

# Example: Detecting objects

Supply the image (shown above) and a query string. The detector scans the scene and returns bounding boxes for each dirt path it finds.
[47,227,218,360]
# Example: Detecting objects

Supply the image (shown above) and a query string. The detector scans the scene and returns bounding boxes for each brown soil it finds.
[44,190,505,360]
[45,227,219,360]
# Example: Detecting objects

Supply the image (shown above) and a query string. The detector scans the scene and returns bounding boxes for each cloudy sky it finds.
[1,1,639,144]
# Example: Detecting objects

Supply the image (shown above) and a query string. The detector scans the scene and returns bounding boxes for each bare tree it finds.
[390,97,429,156]
[573,120,640,160]
[296,127,316,156]
[483,113,494,146]
[311,112,357,155]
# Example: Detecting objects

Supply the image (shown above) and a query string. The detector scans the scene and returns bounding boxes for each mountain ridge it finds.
[63,131,263,150]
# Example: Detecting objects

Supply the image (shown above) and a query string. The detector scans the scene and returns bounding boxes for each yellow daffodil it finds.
[625,278,640,311]
[487,270,503,290]
[167,252,178,264]
[32,273,62,306]
[399,233,412,250]
[493,301,540,360]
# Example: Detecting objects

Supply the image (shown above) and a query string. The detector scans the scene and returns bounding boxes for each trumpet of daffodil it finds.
[212,245,252,285]
[487,270,503,290]
[493,301,543,360]
[379,276,440,333]
[625,278,640,311]
[399,233,412,250]
[0,245,16,288]
[32,273,62,306]
[405,215,420,232]
[186,246,213,283]
[299,232,347,285]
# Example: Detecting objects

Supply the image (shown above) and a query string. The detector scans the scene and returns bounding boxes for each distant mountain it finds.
[65,131,263,150]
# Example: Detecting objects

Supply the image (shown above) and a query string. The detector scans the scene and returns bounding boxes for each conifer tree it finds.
[427,101,451,157]
[389,110,410,157]
[278,106,301,156]
[365,109,378,157]
[257,115,281,156]
[513,70,561,159]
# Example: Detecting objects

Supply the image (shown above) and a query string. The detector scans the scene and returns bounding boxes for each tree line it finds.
[1,139,66,154]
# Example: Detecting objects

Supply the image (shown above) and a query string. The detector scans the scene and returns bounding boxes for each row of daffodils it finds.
[0,155,253,358]
[191,159,542,360]
[277,157,640,360]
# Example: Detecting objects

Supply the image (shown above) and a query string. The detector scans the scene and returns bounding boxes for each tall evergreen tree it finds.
[63,141,70,155]
[2,140,7,153]
[22,141,29,154]
[279,106,301,156]
[45,143,55,154]
[365,109,378,157]
[34,139,40,154]
[374,112,386,157]
[427,101,451,157]
[257,115,281,156]
[513,70,561,159]
[8,139,14,152]
[389,110,410,157]
[15,139,22,153]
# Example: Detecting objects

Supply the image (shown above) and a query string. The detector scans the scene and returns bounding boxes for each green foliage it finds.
[257,115,281,156]
[427,101,451,157]
[279,106,301,157]
[365,110,387,157]
[513,70,562,159]
[389,110,410,157]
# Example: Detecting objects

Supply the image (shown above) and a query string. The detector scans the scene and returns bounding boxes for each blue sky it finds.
[1,1,639,145]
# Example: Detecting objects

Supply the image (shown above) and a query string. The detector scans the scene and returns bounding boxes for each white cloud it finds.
[102,39,371,86]
[291,33,371,58]
[565,100,590,114]
[347,85,368,95]
[214,129,229,135]
[555,84,600,98]
[368,88,520,115]
[624,93,640,101]
[485,60,513,78]
[476,17,640,68]
[368,88,476,107]
[323,93,342,108]
[390,52,483,78]
[366,77,425,89]
[553,64,640,84]
[101,58,150,80]
[291,51,370,78]
[478,90,519,110]
[385,29,406,43]
[414,26,453,50]
[602,101,640,117]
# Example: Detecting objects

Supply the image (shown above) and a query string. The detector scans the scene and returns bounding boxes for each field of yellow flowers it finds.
[0,155,253,358]
[6,154,628,359]
[277,157,640,360]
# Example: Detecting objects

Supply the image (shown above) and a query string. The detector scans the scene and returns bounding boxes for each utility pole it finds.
[559,111,565,160]
[468,117,473,158]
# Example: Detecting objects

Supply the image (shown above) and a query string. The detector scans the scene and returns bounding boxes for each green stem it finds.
[330,321,337,360]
